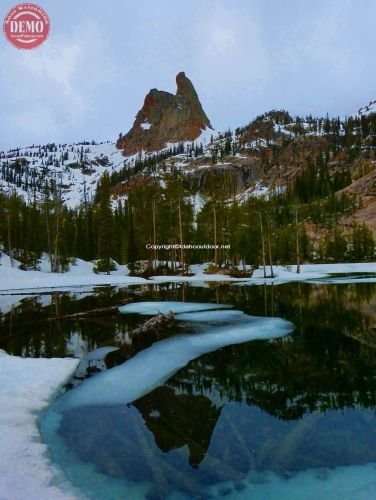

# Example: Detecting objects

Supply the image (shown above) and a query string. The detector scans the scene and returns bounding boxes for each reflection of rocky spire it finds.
[133,386,222,468]
[116,72,213,155]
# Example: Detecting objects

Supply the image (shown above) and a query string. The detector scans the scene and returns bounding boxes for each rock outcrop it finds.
[185,158,262,198]
[117,72,213,155]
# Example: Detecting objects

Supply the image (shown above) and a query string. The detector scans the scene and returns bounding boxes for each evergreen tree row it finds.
[0,169,374,275]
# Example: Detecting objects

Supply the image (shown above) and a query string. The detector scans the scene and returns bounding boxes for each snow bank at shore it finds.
[0,254,148,292]
[2,252,376,293]
[0,350,80,499]
[249,263,376,284]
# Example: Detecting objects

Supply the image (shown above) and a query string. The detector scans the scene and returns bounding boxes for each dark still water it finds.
[2,280,376,499]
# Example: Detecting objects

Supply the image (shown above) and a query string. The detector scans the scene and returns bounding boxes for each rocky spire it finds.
[116,72,213,155]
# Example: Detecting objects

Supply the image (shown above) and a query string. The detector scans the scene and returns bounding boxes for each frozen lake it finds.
[2,279,376,499]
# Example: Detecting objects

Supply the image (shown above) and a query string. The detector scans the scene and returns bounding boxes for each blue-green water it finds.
[3,280,376,498]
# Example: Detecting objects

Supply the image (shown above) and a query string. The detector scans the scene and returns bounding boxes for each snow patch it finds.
[0,257,148,292]
[0,352,80,499]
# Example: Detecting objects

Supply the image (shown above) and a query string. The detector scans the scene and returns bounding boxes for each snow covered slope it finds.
[0,141,128,208]
[0,129,216,209]
[358,99,376,117]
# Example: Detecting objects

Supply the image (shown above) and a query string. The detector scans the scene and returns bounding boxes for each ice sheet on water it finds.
[304,276,376,285]
[118,301,232,315]
[57,311,293,411]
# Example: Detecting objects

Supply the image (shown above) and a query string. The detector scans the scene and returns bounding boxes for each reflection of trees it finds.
[165,282,376,420]
[4,280,376,418]
[0,287,139,357]
[170,338,376,421]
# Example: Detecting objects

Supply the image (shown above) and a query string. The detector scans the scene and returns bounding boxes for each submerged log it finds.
[49,303,175,338]
[132,311,176,335]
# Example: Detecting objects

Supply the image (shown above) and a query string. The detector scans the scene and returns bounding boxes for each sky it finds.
[1,0,375,149]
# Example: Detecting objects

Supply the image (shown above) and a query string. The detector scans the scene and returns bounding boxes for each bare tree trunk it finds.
[267,216,274,278]
[83,179,89,259]
[171,240,175,272]
[152,199,157,271]
[54,199,60,273]
[178,198,185,273]
[296,207,301,274]
[259,212,266,278]
[7,212,14,268]
[44,197,53,273]
[213,205,218,267]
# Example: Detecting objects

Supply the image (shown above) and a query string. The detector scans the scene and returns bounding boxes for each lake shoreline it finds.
[2,254,376,293]
[0,349,80,499]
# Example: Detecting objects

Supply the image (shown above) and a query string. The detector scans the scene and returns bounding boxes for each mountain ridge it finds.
[1,98,376,235]
[2,100,376,271]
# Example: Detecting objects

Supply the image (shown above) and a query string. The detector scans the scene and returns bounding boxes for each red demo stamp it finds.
[3,3,50,49]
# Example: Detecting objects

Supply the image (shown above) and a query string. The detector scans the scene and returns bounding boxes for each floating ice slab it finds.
[118,301,232,315]
[175,309,246,323]
[57,314,293,411]
[304,276,376,285]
